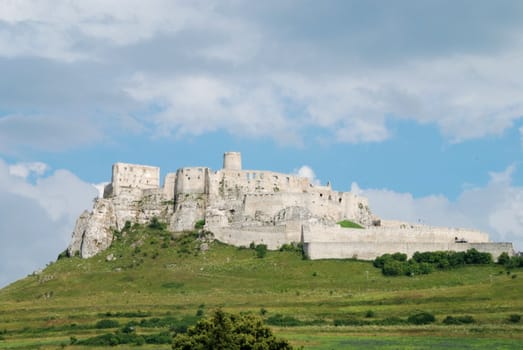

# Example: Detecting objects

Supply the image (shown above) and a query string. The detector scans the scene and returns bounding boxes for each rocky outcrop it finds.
[68,199,117,258]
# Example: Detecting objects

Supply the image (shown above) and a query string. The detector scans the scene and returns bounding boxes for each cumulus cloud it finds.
[8,161,48,178]
[360,165,523,251]
[0,0,522,150]
[294,165,321,186]
[0,158,98,287]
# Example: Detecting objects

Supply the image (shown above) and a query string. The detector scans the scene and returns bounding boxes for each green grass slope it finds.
[0,224,522,349]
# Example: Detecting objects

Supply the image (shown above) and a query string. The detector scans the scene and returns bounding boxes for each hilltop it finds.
[0,223,522,349]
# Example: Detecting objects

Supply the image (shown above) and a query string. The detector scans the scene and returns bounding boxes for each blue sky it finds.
[1,0,522,287]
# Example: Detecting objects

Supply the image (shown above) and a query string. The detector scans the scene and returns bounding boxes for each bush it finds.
[148,217,166,230]
[407,312,436,325]
[382,260,407,276]
[194,219,205,230]
[497,252,511,265]
[95,319,120,329]
[172,310,292,349]
[254,244,267,258]
[266,314,303,327]
[508,314,521,323]
[442,315,475,325]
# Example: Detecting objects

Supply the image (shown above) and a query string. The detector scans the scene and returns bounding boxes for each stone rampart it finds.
[210,225,300,250]
[111,162,160,196]
[175,167,209,194]
[303,241,514,260]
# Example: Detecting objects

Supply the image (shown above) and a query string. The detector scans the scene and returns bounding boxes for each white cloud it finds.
[0,1,522,148]
[8,161,48,178]
[294,165,321,186]
[0,158,98,287]
[360,165,523,252]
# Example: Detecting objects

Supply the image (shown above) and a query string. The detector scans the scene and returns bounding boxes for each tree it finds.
[172,309,293,350]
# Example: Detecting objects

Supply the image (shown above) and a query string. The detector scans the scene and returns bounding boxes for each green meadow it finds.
[0,224,521,349]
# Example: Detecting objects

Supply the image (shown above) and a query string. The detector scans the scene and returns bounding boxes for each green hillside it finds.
[0,223,522,349]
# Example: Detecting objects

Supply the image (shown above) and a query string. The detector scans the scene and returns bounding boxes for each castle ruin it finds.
[68,152,514,260]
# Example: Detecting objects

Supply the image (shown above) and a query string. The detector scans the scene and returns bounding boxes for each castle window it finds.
[328,195,332,200]
[339,198,342,203]
[320,193,323,198]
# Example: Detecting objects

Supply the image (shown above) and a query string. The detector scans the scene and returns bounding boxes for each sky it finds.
[0,0,522,287]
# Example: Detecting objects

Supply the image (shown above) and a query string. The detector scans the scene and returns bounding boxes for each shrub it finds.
[407,312,436,325]
[95,319,120,329]
[148,217,166,230]
[254,244,267,258]
[382,260,407,276]
[498,252,511,265]
[374,317,406,326]
[266,314,303,327]
[442,315,475,325]
[194,219,205,230]
[365,310,375,318]
[56,250,69,260]
[508,314,521,323]
[172,310,292,349]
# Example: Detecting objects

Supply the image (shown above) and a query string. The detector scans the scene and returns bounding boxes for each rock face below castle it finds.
[68,152,514,260]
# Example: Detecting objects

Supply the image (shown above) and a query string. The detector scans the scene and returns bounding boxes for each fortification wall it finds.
[210,169,310,198]
[242,191,371,224]
[163,173,176,200]
[304,241,514,260]
[111,163,160,196]
[303,224,489,243]
[175,167,209,194]
[210,225,300,250]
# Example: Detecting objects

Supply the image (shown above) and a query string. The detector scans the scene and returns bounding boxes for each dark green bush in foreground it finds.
[172,309,293,349]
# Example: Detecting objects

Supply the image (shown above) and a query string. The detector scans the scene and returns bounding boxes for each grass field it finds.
[0,225,522,349]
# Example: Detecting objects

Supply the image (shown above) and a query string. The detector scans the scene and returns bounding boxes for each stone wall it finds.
[110,162,160,196]
[175,167,209,195]
[302,223,513,260]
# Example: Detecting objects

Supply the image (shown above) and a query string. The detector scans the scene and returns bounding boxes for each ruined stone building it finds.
[68,152,514,260]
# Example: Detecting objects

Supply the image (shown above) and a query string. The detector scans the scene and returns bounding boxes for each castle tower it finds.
[223,152,242,170]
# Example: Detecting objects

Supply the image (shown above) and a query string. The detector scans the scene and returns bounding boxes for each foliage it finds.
[172,309,293,349]
[194,219,206,230]
[254,244,268,258]
[508,314,521,323]
[498,253,523,269]
[337,220,364,229]
[375,249,493,276]
[407,312,436,325]
[95,319,120,329]
[148,216,167,230]
[266,314,303,327]
[56,250,69,260]
[442,315,475,325]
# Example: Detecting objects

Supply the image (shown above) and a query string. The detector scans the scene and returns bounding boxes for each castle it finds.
[68,152,514,260]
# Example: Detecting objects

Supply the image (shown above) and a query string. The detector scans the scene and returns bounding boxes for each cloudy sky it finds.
[1,0,522,287]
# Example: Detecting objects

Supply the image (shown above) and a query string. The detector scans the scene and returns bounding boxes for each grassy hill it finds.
[0,223,522,349]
